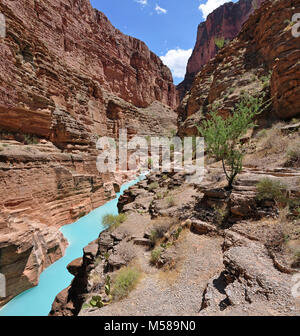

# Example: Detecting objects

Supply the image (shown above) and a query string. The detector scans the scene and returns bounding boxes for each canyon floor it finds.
[49,120,300,316]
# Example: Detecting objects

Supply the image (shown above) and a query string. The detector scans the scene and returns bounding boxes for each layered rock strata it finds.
[0,0,177,305]
[178,0,300,136]
[177,0,265,99]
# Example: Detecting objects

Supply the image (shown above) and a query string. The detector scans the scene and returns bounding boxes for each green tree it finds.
[197,94,268,189]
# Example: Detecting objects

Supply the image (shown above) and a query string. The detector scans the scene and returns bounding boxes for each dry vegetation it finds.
[244,121,300,168]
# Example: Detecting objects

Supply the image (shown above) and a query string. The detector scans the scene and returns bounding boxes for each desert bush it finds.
[260,127,286,153]
[150,247,163,265]
[103,213,127,231]
[286,145,300,167]
[148,182,159,191]
[149,228,164,247]
[166,196,175,208]
[260,71,272,89]
[149,221,172,247]
[24,134,39,145]
[256,178,288,203]
[215,37,225,49]
[292,250,300,268]
[197,94,268,189]
[112,266,141,300]
[214,205,229,228]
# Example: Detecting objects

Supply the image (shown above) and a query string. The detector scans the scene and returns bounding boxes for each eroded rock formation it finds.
[0,0,178,306]
[177,0,265,99]
[178,0,300,136]
[50,167,300,316]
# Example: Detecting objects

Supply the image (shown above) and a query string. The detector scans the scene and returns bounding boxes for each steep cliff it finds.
[178,0,300,136]
[177,0,265,99]
[0,0,178,306]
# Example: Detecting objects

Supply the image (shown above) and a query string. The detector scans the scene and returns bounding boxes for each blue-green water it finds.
[0,175,144,316]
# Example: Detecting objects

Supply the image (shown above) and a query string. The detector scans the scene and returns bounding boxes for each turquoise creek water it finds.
[0,175,145,316]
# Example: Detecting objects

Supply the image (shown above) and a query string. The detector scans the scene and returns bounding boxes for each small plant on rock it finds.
[166,196,175,208]
[256,178,289,204]
[260,71,272,89]
[148,182,159,191]
[286,145,300,167]
[103,213,127,231]
[150,247,163,265]
[24,134,39,145]
[112,266,141,300]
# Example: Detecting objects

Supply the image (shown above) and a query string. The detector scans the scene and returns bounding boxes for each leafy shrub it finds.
[166,196,175,208]
[256,178,288,203]
[103,252,110,261]
[103,213,127,231]
[112,266,141,300]
[24,134,39,145]
[148,182,159,191]
[197,94,268,189]
[286,145,300,167]
[260,71,272,89]
[150,247,163,265]
[149,222,170,247]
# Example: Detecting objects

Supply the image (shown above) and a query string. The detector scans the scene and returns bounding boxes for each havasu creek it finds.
[0,175,145,316]
[0,0,300,319]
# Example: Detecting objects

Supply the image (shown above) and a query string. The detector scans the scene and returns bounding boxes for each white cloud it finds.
[155,4,167,14]
[160,48,193,78]
[135,0,148,5]
[199,0,231,19]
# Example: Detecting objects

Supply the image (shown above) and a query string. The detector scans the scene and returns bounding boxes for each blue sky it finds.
[90,1,237,84]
